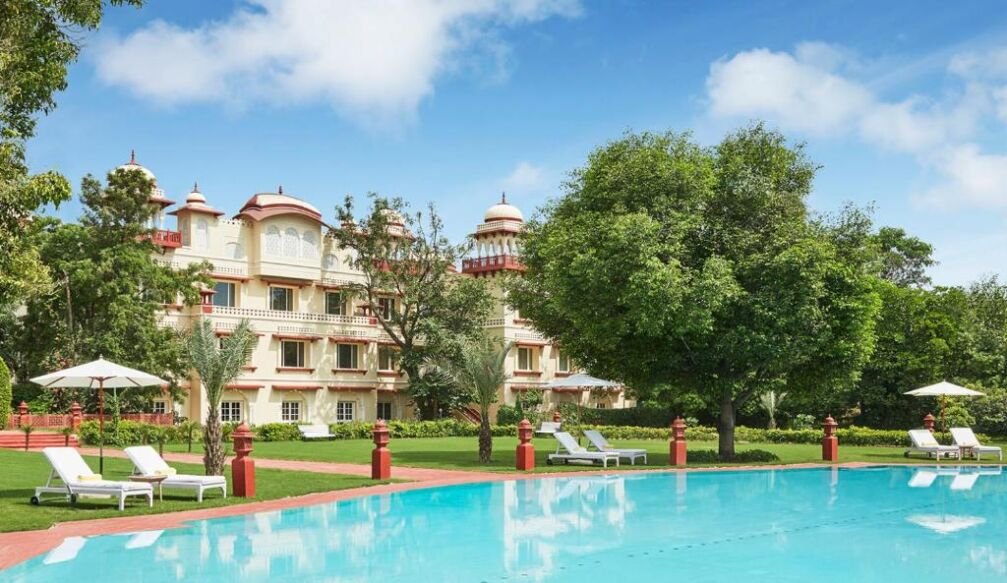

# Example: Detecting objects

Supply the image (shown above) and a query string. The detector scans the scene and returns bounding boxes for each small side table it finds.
[129,475,168,501]
[959,446,975,460]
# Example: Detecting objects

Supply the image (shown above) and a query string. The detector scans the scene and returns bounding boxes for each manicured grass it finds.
[164,435,1007,473]
[0,449,384,533]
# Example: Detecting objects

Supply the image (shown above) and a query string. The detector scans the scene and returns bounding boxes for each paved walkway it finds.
[0,456,876,571]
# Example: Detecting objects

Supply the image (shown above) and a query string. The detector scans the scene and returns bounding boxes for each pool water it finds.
[5,466,1007,582]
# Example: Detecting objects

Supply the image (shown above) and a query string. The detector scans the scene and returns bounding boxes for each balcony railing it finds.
[461,254,524,274]
[211,305,377,326]
[150,229,182,248]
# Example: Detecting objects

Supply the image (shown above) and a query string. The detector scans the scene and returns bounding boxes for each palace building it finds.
[124,154,629,425]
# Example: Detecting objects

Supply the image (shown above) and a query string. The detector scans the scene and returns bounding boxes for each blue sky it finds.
[28,0,1007,285]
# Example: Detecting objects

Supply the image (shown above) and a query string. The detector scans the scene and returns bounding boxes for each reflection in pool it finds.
[5,466,1007,582]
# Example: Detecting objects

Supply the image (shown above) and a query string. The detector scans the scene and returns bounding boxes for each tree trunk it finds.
[478,416,492,463]
[718,391,736,460]
[767,416,777,430]
[203,406,226,475]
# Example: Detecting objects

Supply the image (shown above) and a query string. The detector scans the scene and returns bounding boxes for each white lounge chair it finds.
[547,432,620,468]
[299,424,335,440]
[950,427,1003,461]
[536,421,561,436]
[33,447,153,511]
[124,445,227,502]
[583,429,648,465]
[905,429,960,460]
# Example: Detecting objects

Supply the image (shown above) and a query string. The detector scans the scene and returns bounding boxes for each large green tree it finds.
[0,0,142,308]
[12,168,208,411]
[330,195,494,419]
[509,126,880,458]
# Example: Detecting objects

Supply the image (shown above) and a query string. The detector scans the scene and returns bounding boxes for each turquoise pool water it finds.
[5,466,1007,582]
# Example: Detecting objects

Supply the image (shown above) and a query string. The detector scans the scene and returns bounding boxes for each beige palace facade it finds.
[123,155,629,425]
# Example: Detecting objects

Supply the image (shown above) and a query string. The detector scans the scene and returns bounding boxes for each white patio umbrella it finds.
[30,356,167,473]
[904,381,985,431]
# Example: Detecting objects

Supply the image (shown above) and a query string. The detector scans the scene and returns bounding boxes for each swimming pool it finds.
[4,466,1006,582]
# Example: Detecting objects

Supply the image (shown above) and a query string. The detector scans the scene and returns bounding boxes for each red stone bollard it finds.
[670,417,687,466]
[231,422,255,497]
[552,410,562,423]
[372,420,391,480]
[516,419,535,471]
[822,415,839,462]
[17,401,28,429]
[923,413,935,433]
[70,402,82,431]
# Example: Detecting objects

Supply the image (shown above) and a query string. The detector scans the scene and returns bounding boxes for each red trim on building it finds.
[272,333,323,342]
[550,387,587,393]
[328,336,373,344]
[226,383,264,390]
[213,273,251,282]
[327,385,375,392]
[272,384,324,391]
[262,278,311,288]
[513,370,543,377]
[331,368,368,375]
[377,370,401,377]
[514,340,548,347]
[276,367,316,373]
[215,330,265,338]
[510,384,546,391]
[241,365,258,372]
[554,371,572,377]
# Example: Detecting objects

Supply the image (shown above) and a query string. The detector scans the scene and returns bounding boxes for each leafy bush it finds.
[791,414,816,430]
[941,401,976,431]
[257,422,304,442]
[328,419,514,440]
[78,420,180,446]
[969,388,1007,435]
[496,405,523,426]
[688,449,780,463]
[0,359,10,429]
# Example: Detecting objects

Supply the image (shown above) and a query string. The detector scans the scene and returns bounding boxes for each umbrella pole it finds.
[99,381,105,474]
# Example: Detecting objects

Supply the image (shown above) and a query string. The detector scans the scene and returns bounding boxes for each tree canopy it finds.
[10,168,208,412]
[508,125,881,458]
[330,195,494,419]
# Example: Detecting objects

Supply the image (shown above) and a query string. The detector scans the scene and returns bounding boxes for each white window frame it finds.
[280,340,306,368]
[517,347,534,371]
[377,297,395,320]
[325,291,345,316]
[335,401,355,423]
[336,343,360,370]
[221,401,242,423]
[213,281,236,308]
[270,286,294,312]
[152,400,168,415]
[281,401,301,423]
[378,346,399,371]
[557,351,571,373]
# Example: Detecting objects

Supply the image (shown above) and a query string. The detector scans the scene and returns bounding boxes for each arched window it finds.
[225,242,245,259]
[283,227,299,257]
[265,226,281,255]
[301,231,318,259]
[195,219,209,250]
[323,253,339,270]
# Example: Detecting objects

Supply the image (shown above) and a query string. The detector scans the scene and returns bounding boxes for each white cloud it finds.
[93,0,580,128]
[501,161,545,193]
[705,43,1007,210]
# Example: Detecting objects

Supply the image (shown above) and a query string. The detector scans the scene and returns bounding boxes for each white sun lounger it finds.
[905,429,960,460]
[124,445,227,502]
[950,427,1003,461]
[547,432,620,468]
[583,429,648,465]
[34,447,153,511]
[536,421,562,437]
[299,424,335,440]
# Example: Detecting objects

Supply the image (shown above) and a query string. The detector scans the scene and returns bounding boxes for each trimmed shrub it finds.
[0,359,10,429]
[496,405,523,426]
[688,449,780,463]
[78,420,180,446]
[257,423,304,442]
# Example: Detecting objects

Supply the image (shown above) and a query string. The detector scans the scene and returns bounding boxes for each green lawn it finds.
[164,435,1007,472]
[0,449,385,533]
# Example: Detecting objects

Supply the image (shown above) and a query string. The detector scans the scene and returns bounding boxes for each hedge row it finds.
[75,418,975,448]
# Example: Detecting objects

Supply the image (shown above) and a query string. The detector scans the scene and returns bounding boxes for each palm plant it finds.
[20,424,35,451]
[178,419,200,453]
[186,318,256,475]
[446,336,510,463]
[759,390,788,430]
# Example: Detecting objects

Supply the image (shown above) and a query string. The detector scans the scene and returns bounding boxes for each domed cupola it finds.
[483,193,524,223]
[168,182,224,217]
[235,185,323,223]
[119,150,174,207]
[463,193,526,276]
